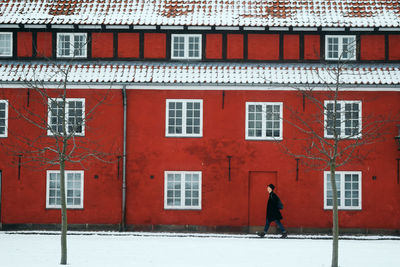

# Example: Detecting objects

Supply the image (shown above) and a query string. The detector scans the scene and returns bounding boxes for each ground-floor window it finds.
[164,171,202,210]
[46,170,84,209]
[324,171,361,210]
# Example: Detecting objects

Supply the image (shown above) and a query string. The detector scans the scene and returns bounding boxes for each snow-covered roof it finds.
[1,62,399,86]
[0,0,399,28]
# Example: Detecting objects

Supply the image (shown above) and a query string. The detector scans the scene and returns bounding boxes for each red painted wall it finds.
[1,88,399,231]
[17,32,32,57]
[227,34,244,59]
[389,35,400,60]
[360,35,385,61]
[92,33,114,58]
[144,33,166,59]
[283,34,300,60]
[118,33,140,58]
[36,32,52,58]
[304,35,320,60]
[248,34,280,60]
[206,34,222,59]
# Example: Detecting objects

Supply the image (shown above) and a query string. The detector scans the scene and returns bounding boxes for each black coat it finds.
[266,191,283,221]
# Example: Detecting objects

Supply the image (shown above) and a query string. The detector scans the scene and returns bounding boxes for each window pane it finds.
[0,33,12,56]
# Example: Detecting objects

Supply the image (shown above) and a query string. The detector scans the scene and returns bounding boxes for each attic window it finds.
[57,33,87,58]
[325,35,356,61]
[171,34,202,60]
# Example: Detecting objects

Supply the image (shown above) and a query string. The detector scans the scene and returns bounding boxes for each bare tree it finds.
[279,58,394,266]
[1,61,115,264]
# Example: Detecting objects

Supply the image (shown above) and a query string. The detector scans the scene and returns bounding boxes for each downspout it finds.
[121,85,127,231]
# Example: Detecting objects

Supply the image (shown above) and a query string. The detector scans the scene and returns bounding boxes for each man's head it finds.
[267,184,275,193]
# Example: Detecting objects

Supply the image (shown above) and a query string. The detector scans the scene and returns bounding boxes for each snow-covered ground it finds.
[1,231,399,267]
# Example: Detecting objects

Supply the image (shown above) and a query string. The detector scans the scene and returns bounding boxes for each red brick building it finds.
[0,0,399,234]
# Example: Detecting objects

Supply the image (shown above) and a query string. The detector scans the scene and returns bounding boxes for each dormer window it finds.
[171,34,202,60]
[0,32,12,57]
[57,33,87,58]
[325,35,356,61]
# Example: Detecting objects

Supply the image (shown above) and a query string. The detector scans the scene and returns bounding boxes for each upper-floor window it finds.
[164,171,202,210]
[166,99,203,137]
[171,34,202,60]
[0,32,12,57]
[48,98,85,136]
[46,170,84,209]
[57,33,87,58]
[324,171,361,210]
[324,100,361,139]
[325,35,356,60]
[246,102,283,140]
[0,100,8,137]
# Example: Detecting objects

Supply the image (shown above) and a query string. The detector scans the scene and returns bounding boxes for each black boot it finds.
[256,231,266,237]
[280,231,288,238]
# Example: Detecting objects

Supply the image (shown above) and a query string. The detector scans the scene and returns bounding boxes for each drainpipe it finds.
[121,85,127,231]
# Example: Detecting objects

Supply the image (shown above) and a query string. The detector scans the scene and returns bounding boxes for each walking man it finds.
[257,184,288,238]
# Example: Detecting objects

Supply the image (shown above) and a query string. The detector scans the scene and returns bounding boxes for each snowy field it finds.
[1,232,400,267]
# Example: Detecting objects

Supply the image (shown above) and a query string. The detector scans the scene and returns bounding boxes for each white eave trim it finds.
[51,25,74,29]
[106,25,130,29]
[293,27,318,31]
[378,28,400,31]
[269,27,289,31]
[24,24,47,29]
[160,26,184,30]
[187,26,212,30]
[0,24,20,29]
[133,25,157,30]
[322,27,346,31]
[350,27,374,31]
[215,26,240,31]
[243,26,265,31]
[78,25,102,29]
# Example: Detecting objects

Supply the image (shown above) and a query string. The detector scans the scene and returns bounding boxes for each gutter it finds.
[121,85,127,231]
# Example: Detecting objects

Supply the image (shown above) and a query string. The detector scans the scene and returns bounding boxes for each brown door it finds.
[248,171,277,233]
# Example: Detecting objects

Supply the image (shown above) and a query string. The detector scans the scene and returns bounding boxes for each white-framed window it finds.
[324,100,361,139]
[324,171,361,210]
[0,100,8,137]
[164,171,202,210]
[246,102,283,140]
[325,35,356,60]
[166,99,203,137]
[46,170,84,209]
[171,34,202,59]
[57,33,87,58]
[0,32,12,57]
[48,98,85,136]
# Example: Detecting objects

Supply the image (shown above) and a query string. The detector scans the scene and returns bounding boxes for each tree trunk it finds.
[330,165,339,267]
[60,159,67,265]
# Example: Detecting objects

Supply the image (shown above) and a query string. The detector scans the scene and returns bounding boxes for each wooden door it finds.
[248,171,277,233]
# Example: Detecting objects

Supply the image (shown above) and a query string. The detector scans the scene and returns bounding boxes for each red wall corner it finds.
[304,35,320,60]
[388,35,400,60]
[36,32,52,58]
[227,34,244,59]
[248,34,279,60]
[17,32,32,57]
[205,34,223,59]
[144,33,166,59]
[283,34,300,60]
[118,33,140,58]
[360,35,385,61]
[92,33,114,58]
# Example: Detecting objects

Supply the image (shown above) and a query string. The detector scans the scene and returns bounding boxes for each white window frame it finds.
[56,33,87,58]
[171,34,202,60]
[165,99,203,137]
[325,35,356,61]
[324,100,362,139]
[0,32,12,57]
[164,171,202,210]
[47,98,85,136]
[0,100,8,138]
[46,170,84,209]
[324,171,362,210]
[246,102,283,140]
